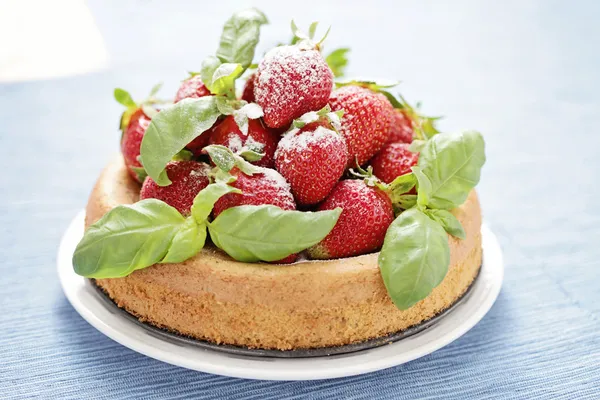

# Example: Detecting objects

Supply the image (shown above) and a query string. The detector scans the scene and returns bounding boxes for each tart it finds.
[73,9,486,351]
[86,156,482,350]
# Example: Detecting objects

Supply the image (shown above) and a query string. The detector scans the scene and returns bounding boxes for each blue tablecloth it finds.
[2,1,599,398]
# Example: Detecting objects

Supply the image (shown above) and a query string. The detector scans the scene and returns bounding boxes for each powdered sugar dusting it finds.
[275,126,342,164]
[254,45,333,128]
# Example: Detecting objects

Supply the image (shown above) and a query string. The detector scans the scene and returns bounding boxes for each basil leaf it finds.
[73,199,186,278]
[191,182,241,223]
[204,145,236,172]
[216,8,268,69]
[140,97,221,186]
[424,209,466,239]
[130,166,148,182]
[325,48,350,77]
[161,217,207,263]
[211,63,244,96]
[208,205,342,262]
[409,139,426,153]
[379,208,450,310]
[417,130,486,209]
[114,88,136,108]
[412,166,432,207]
[200,56,222,91]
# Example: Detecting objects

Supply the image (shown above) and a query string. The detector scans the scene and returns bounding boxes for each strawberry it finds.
[212,166,296,217]
[209,115,280,168]
[274,111,347,206]
[139,160,211,216]
[307,179,394,259]
[254,45,334,128]
[270,254,298,264]
[387,109,414,144]
[328,85,395,167]
[370,142,419,184]
[121,108,152,182]
[174,75,212,103]
[241,73,256,103]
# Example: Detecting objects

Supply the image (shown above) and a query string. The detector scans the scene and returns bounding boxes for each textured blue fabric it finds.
[1,1,599,398]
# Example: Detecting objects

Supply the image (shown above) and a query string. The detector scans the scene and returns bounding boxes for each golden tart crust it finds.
[87,156,482,350]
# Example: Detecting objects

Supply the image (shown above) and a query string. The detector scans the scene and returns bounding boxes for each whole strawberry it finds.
[241,73,256,103]
[213,166,296,217]
[174,75,212,103]
[387,109,413,144]
[121,108,152,182]
[275,115,347,206]
[254,45,333,128]
[307,179,394,259]
[370,142,419,184]
[329,85,395,167]
[209,115,280,168]
[140,160,211,216]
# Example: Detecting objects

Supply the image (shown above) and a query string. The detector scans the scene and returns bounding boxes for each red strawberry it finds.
[328,85,395,167]
[174,75,212,103]
[275,122,347,205]
[370,142,419,184]
[270,254,298,264]
[139,160,211,216]
[307,179,394,259]
[213,166,296,217]
[387,109,413,144]
[209,116,280,168]
[121,108,152,182]
[254,45,334,128]
[241,73,256,103]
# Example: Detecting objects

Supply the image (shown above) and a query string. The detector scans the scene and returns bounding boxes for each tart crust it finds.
[87,156,482,350]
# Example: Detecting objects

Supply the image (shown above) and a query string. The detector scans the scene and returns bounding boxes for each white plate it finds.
[58,211,504,381]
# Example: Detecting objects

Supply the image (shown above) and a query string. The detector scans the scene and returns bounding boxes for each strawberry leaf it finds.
[325,48,350,77]
[335,78,399,91]
[204,144,261,175]
[191,181,241,223]
[200,56,221,91]
[114,88,136,108]
[210,63,244,97]
[233,102,263,135]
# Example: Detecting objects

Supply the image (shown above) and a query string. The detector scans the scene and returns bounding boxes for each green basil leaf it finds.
[238,148,264,162]
[409,139,426,153]
[417,130,486,209]
[208,205,342,262]
[73,199,186,278]
[204,144,236,172]
[148,82,163,98]
[114,88,136,108]
[200,56,222,91]
[378,208,450,310]
[211,63,244,96]
[191,182,241,223]
[216,8,268,69]
[412,166,432,207]
[424,209,466,239]
[325,48,350,78]
[215,96,238,115]
[161,217,207,263]
[171,149,193,161]
[140,97,221,186]
[130,166,148,182]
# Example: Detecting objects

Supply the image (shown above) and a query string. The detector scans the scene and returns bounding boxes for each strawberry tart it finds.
[74,9,486,351]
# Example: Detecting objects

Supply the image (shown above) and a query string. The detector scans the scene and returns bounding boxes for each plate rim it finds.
[58,210,504,381]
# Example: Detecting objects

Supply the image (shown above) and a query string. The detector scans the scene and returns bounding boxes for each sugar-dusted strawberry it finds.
[213,166,296,217]
[121,108,152,182]
[270,254,298,264]
[241,73,256,103]
[387,109,414,144]
[174,75,212,103]
[275,109,347,205]
[209,115,280,168]
[328,85,395,167]
[140,160,211,216]
[370,142,419,184]
[307,179,394,259]
[254,44,334,128]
